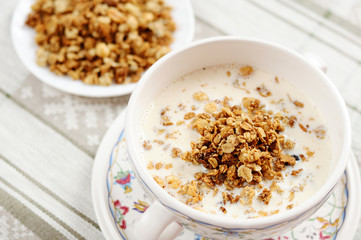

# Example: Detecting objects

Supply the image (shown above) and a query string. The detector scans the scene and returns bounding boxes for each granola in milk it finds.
[141,64,331,218]
[25,0,175,85]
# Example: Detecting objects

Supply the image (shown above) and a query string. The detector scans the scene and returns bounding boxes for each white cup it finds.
[125,36,351,240]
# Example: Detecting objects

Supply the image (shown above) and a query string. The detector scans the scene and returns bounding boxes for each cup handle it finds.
[134,201,184,240]
[303,52,327,73]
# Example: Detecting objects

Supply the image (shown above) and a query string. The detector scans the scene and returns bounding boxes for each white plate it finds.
[11,0,195,97]
[91,109,361,240]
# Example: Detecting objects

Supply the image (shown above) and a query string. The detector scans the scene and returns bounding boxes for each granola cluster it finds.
[25,0,175,85]
[180,96,300,206]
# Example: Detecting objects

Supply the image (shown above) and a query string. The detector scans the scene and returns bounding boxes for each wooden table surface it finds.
[0,0,360,239]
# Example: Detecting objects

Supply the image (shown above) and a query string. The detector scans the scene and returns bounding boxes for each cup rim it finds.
[125,36,351,228]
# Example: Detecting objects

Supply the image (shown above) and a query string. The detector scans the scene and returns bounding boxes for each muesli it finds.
[25,0,175,85]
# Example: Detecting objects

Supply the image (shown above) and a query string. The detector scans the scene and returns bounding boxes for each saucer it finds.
[91,110,361,239]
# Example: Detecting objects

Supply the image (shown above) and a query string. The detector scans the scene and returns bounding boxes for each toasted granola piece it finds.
[237,165,253,183]
[179,181,203,204]
[293,100,304,108]
[171,148,182,158]
[220,206,227,213]
[242,97,261,112]
[291,168,303,176]
[274,154,296,170]
[147,161,154,169]
[143,140,152,150]
[191,118,209,134]
[283,139,295,149]
[270,181,284,194]
[165,175,182,189]
[239,65,253,77]
[164,163,173,169]
[155,162,163,169]
[287,115,297,127]
[288,191,295,202]
[240,186,255,206]
[222,192,240,204]
[258,211,268,217]
[184,112,196,120]
[256,84,272,97]
[179,181,198,197]
[162,115,173,126]
[258,188,272,205]
[208,157,218,168]
[176,120,185,126]
[193,91,209,101]
[270,209,280,215]
[299,123,308,132]
[313,126,326,139]
[306,148,315,157]
[154,139,164,145]
[154,176,165,188]
[107,7,126,23]
[95,42,110,58]
[204,102,218,113]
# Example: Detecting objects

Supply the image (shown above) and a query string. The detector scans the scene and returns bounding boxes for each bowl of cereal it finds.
[125,36,351,239]
[11,0,194,97]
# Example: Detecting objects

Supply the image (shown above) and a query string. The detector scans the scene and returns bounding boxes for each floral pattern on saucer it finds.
[107,131,348,240]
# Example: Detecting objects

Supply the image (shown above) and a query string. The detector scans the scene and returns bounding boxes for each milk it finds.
[140,64,331,218]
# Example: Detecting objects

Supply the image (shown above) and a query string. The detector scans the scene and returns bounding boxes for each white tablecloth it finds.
[0,0,360,239]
